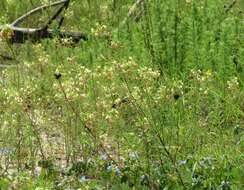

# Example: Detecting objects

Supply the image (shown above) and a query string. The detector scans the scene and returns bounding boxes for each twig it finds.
[119,74,187,189]
[26,113,46,160]
[11,0,69,27]
[120,0,145,27]
[224,0,237,13]
[56,78,120,166]
[0,53,14,61]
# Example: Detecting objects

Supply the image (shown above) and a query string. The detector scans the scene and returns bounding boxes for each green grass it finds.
[0,0,243,189]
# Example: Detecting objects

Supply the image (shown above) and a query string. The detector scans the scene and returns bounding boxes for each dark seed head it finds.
[54,73,62,80]
[174,94,180,100]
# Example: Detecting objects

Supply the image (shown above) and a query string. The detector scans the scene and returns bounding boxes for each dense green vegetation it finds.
[0,0,243,189]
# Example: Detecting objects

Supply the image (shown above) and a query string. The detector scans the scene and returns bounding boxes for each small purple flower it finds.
[140,174,149,185]
[178,160,187,166]
[100,154,108,160]
[79,175,89,183]
[220,180,231,189]
[115,166,121,176]
[106,165,113,172]
[129,151,139,160]
[0,147,15,155]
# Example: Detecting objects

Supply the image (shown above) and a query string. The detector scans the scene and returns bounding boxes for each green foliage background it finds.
[0,0,243,189]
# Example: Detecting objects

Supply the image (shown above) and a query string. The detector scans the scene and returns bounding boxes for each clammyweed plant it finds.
[0,0,243,189]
